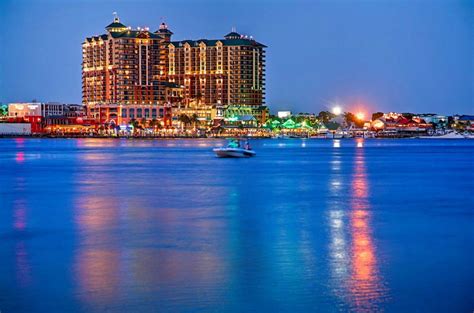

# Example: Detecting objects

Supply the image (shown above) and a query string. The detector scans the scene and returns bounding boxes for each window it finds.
[144,108,150,118]
[121,109,127,118]
[137,108,142,118]
[152,108,157,118]
[129,108,135,118]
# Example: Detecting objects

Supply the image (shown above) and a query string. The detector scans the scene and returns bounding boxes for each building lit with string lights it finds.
[82,14,268,127]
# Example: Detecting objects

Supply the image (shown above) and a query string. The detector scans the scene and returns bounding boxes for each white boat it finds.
[213,139,256,158]
[421,131,466,139]
[213,147,256,158]
[463,131,474,139]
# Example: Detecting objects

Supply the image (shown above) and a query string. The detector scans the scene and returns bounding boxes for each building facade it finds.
[82,16,181,124]
[82,16,268,126]
[166,31,266,108]
[7,102,88,133]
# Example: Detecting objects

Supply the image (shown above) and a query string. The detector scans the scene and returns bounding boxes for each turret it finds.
[224,28,241,40]
[156,22,173,42]
[105,13,127,33]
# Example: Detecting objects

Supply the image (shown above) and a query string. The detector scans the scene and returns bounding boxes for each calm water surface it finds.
[0,138,473,312]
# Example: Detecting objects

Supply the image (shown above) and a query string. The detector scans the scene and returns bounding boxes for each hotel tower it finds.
[82,15,267,125]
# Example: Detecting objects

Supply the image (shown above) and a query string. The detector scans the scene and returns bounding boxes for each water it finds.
[0,138,473,312]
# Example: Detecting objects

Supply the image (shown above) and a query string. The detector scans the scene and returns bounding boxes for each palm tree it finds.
[148,118,158,134]
[155,121,163,130]
[129,118,139,134]
[190,113,199,131]
[178,114,190,130]
[148,118,157,128]
[140,117,148,128]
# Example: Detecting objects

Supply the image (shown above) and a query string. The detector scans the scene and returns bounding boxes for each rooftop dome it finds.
[105,14,127,32]
[224,30,241,39]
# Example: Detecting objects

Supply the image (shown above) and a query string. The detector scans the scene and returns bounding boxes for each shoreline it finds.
[0,135,470,140]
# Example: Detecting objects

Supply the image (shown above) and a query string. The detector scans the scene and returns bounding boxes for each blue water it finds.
[0,138,473,312]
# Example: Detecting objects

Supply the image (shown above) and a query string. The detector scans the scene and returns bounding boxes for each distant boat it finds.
[421,131,466,139]
[213,139,256,158]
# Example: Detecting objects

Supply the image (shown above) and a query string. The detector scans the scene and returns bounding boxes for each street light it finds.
[356,112,365,120]
[332,106,342,116]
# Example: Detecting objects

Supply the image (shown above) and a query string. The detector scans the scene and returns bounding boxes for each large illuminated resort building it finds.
[82,15,268,127]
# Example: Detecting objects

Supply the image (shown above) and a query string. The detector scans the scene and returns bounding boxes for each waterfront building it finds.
[165,30,266,108]
[82,15,183,124]
[415,114,448,128]
[8,102,86,119]
[82,16,269,127]
[223,105,269,125]
[453,115,474,131]
[370,113,432,134]
[7,102,88,133]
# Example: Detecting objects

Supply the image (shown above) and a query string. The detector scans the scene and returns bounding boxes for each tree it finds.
[129,119,139,133]
[178,114,190,130]
[325,121,340,131]
[318,111,336,123]
[0,105,7,117]
[149,118,158,128]
[371,112,384,121]
[190,113,199,130]
[344,112,356,124]
[401,112,414,120]
[140,117,148,128]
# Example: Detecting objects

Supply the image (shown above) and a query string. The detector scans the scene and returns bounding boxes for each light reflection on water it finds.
[0,138,473,312]
[72,145,230,310]
[328,142,387,311]
[348,146,386,312]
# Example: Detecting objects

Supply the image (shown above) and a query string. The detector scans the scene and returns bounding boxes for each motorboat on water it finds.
[213,139,256,158]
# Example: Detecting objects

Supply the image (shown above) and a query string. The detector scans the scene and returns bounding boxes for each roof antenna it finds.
[113,11,119,22]
[231,26,236,32]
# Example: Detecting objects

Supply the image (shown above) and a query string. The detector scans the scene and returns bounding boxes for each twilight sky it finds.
[0,0,472,114]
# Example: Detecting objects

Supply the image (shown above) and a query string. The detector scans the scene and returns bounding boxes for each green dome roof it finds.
[106,16,127,32]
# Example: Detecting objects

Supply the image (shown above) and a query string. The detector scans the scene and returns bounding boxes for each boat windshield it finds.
[227,139,240,148]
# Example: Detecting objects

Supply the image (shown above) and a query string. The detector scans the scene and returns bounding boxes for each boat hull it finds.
[213,148,256,158]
